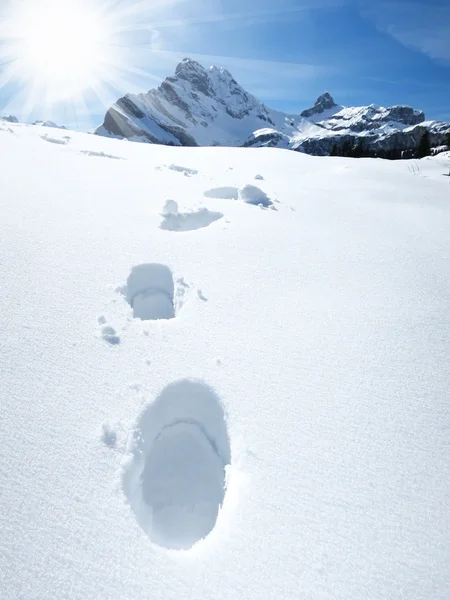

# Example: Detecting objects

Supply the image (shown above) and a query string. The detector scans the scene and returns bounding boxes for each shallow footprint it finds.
[101,325,120,344]
[41,134,68,145]
[204,186,239,200]
[80,150,124,160]
[122,379,231,550]
[167,164,198,176]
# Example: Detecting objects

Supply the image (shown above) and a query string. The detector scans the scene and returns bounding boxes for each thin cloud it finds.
[123,0,347,31]
[361,0,450,63]
[146,49,330,80]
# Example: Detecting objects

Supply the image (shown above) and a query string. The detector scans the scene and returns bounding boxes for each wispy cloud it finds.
[159,50,328,79]
[361,0,450,63]
[141,0,346,29]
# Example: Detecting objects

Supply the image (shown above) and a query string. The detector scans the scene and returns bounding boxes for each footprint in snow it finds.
[238,184,273,208]
[167,164,198,176]
[100,422,118,448]
[160,200,223,232]
[204,186,239,200]
[97,316,120,345]
[80,150,124,160]
[122,379,231,550]
[204,184,274,208]
[41,134,68,145]
[120,263,189,320]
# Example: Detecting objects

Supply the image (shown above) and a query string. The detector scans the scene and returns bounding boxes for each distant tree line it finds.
[329,130,450,160]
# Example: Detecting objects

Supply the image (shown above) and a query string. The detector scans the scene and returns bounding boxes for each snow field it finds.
[0,121,449,599]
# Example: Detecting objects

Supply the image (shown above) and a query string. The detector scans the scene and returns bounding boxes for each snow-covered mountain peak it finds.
[173,58,216,97]
[170,57,267,119]
[97,58,276,146]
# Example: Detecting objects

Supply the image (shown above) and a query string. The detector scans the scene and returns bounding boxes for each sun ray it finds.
[0,0,176,124]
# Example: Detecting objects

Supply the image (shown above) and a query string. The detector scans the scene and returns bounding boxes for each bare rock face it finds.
[300,92,337,118]
[386,105,425,126]
[294,122,450,158]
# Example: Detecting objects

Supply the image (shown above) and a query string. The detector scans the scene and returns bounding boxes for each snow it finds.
[0,120,449,599]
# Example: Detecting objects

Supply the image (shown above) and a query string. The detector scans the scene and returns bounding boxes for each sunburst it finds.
[0,0,174,124]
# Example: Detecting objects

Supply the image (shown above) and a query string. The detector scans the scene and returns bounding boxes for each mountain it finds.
[1,115,19,123]
[33,120,67,129]
[300,91,338,118]
[97,58,450,158]
[96,57,296,147]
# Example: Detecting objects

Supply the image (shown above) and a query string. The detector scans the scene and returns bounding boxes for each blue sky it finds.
[1,0,449,129]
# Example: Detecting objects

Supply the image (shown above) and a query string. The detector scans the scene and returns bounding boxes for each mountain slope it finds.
[96,58,450,157]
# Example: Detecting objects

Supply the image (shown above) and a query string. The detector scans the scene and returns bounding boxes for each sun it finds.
[0,0,177,124]
[3,0,114,101]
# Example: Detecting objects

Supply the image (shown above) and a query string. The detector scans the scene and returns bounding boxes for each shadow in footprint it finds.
[160,208,223,232]
[41,134,68,145]
[123,380,231,550]
[122,264,175,320]
[204,186,238,200]
[238,184,273,207]
[101,325,120,345]
[80,150,124,160]
[167,164,198,176]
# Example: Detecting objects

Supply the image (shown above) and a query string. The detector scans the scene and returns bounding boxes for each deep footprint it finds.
[122,263,175,320]
[238,184,273,207]
[122,380,231,550]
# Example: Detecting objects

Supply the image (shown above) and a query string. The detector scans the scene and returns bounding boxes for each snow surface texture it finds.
[0,119,449,600]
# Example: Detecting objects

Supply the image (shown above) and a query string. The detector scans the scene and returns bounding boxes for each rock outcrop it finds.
[300,92,337,118]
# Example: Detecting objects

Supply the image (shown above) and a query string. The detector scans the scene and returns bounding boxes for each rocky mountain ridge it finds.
[95,58,450,158]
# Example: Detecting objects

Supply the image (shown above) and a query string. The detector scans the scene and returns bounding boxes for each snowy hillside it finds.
[96,57,450,157]
[1,120,450,599]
